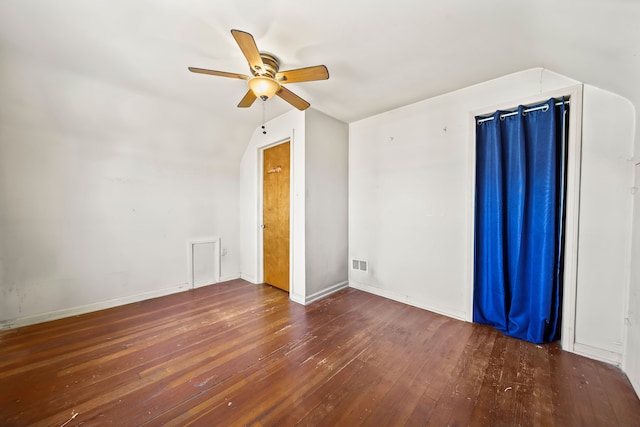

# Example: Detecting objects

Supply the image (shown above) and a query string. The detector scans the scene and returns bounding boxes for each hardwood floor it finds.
[1,279,639,426]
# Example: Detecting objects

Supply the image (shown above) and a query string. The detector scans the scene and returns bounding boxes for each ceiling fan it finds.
[189,29,329,111]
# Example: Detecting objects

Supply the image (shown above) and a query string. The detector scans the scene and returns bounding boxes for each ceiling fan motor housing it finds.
[253,53,280,78]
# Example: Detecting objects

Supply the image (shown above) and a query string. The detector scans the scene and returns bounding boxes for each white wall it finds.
[238,109,307,302]
[304,109,349,300]
[574,86,635,363]
[349,68,637,367]
[349,68,579,320]
[238,108,348,304]
[0,65,241,328]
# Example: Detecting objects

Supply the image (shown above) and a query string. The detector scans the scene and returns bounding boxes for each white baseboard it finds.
[287,281,349,306]
[219,273,241,282]
[304,281,349,305]
[631,376,640,400]
[289,293,305,305]
[0,283,191,331]
[349,281,467,321]
[573,342,623,366]
[240,273,258,284]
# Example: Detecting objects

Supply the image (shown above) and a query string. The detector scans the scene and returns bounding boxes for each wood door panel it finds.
[263,142,290,291]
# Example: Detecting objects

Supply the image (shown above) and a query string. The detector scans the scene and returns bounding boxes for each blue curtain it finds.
[474,98,567,344]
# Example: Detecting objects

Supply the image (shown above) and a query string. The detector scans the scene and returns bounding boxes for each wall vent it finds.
[351,259,368,272]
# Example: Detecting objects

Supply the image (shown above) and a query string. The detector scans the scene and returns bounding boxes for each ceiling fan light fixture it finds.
[248,76,280,101]
[189,30,327,110]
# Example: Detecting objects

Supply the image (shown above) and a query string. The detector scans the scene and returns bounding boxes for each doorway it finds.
[473,98,569,344]
[262,141,290,292]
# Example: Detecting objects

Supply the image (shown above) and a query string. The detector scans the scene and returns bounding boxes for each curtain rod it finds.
[476,100,570,124]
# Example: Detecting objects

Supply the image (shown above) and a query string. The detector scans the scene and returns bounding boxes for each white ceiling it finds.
[1,0,639,162]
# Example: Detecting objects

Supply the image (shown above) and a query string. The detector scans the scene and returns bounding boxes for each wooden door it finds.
[263,141,290,291]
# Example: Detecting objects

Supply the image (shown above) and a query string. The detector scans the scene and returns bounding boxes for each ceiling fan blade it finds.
[276,86,310,111]
[238,90,257,108]
[231,29,264,74]
[188,67,249,80]
[276,65,329,84]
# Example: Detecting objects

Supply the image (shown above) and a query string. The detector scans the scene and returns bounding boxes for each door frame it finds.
[623,161,640,395]
[257,139,294,293]
[466,84,584,351]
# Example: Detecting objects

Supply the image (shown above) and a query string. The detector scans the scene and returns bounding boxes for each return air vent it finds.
[351,259,368,272]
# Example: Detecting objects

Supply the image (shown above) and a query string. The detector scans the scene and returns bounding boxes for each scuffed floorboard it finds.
[1,279,639,426]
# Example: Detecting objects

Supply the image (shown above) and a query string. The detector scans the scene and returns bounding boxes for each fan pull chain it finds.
[261,100,267,134]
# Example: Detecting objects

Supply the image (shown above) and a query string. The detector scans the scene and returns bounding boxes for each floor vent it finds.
[352,259,368,272]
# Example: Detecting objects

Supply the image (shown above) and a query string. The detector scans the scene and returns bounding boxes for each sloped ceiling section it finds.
[1,0,639,161]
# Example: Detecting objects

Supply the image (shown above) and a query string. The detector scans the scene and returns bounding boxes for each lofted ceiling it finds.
[1,0,639,164]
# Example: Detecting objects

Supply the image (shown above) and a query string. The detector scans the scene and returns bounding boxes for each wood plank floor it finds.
[1,279,639,426]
